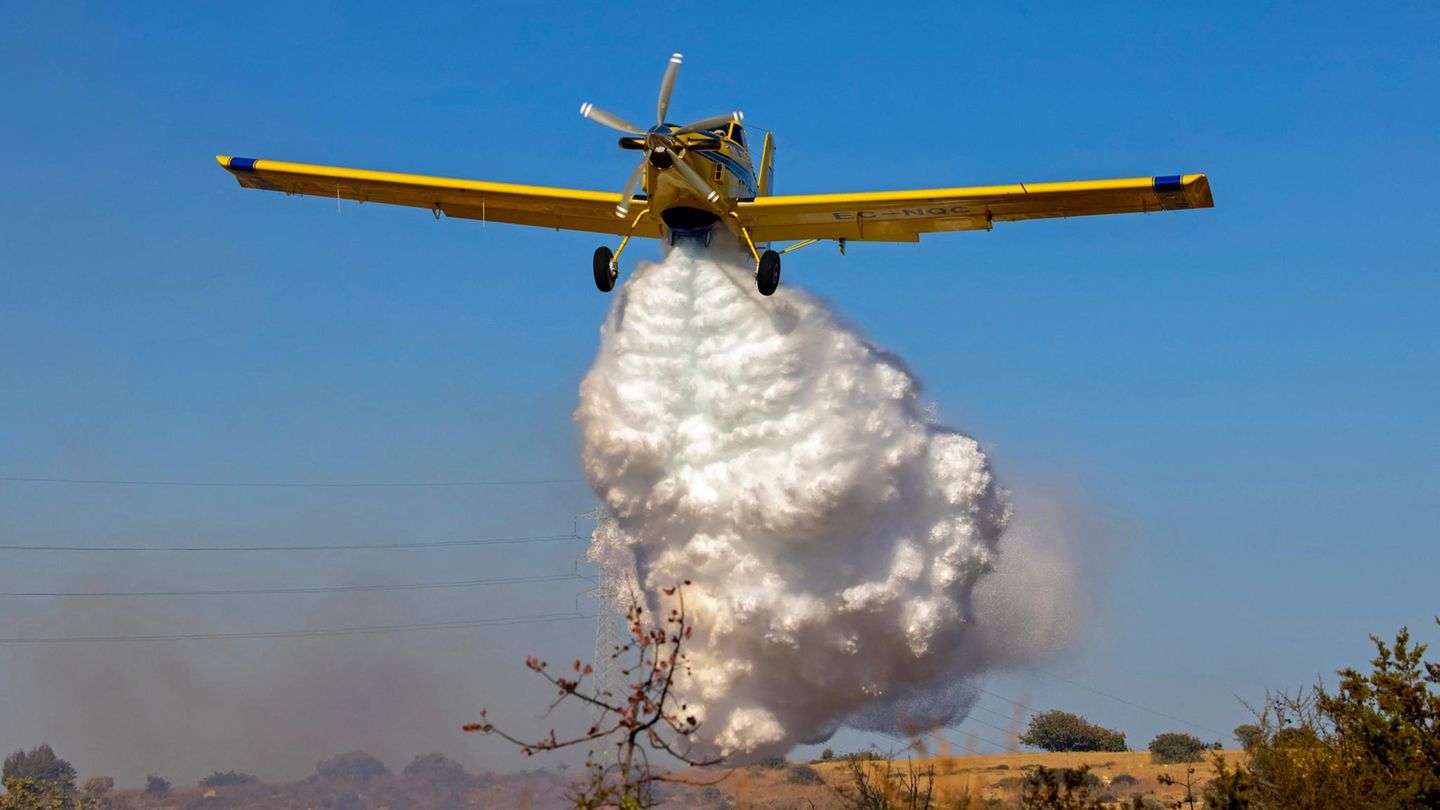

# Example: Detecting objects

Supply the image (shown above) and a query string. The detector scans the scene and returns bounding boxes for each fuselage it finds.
[626,120,771,240]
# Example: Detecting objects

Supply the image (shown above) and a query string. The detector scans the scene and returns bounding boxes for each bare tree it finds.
[831,748,949,810]
[1157,766,1200,810]
[464,582,725,808]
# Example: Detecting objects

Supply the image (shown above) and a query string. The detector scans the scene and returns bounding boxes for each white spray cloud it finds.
[578,244,1029,760]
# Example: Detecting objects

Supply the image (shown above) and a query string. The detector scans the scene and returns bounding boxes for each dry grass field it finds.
[668,749,1248,808]
[835,749,1245,806]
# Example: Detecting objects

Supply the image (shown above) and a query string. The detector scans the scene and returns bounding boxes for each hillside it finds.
[33,750,1246,809]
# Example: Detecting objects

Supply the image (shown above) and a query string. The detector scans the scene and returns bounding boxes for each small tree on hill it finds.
[1,745,83,810]
[3,745,76,786]
[198,771,258,788]
[464,582,724,809]
[1232,721,1264,750]
[316,751,389,784]
[0,776,88,810]
[144,775,171,797]
[402,753,467,790]
[1148,732,1207,764]
[1018,711,1127,752]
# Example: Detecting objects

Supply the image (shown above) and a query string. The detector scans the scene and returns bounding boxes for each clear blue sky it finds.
[1,0,1437,782]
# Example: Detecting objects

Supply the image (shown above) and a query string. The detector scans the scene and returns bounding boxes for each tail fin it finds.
[756,132,776,196]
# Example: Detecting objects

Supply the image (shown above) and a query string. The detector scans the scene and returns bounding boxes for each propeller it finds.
[615,159,646,217]
[578,103,643,136]
[675,111,743,135]
[579,53,742,217]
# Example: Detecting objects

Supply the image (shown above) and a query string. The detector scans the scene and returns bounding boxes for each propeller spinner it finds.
[579,53,741,217]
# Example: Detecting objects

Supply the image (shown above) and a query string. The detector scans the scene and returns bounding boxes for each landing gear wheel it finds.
[756,249,781,296]
[592,246,617,293]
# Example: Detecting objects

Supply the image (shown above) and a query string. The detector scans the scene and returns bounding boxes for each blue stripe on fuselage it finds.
[696,150,757,195]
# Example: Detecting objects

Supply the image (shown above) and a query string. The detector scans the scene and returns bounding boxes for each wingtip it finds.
[217,155,258,171]
[1186,173,1215,208]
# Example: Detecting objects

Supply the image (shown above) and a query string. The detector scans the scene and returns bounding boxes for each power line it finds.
[975,686,1041,716]
[933,728,1013,756]
[880,728,1011,757]
[0,572,584,598]
[961,712,1020,740]
[0,475,586,489]
[0,532,584,553]
[982,678,1222,739]
[0,611,593,644]
[1038,670,1226,737]
[970,700,1025,723]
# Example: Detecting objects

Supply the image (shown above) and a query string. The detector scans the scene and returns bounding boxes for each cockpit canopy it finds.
[711,122,746,148]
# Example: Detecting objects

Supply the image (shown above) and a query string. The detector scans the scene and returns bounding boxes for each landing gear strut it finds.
[593,210,649,293]
[756,250,781,296]
[730,216,782,297]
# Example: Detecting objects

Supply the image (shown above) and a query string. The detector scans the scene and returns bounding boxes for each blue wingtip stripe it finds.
[1154,175,1183,192]
[229,157,258,171]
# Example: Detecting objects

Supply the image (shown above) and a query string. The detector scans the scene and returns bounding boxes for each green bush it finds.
[1019,765,1104,808]
[1018,710,1127,752]
[144,774,171,797]
[787,764,822,785]
[316,751,389,784]
[1110,773,1138,787]
[2,744,76,786]
[1,776,79,810]
[199,770,259,788]
[1024,767,1100,790]
[1148,732,1208,764]
[1213,620,1440,808]
[403,752,467,790]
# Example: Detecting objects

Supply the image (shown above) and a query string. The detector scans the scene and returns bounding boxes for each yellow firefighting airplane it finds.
[218,53,1213,296]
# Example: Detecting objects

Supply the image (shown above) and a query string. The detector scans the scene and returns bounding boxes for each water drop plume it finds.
[577,243,1037,759]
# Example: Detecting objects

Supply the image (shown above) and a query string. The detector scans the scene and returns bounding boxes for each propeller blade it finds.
[615,157,646,218]
[668,153,720,204]
[656,53,682,125]
[675,111,743,135]
[579,103,643,135]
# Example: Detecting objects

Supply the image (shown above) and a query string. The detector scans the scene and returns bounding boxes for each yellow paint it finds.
[216,147,1213,249]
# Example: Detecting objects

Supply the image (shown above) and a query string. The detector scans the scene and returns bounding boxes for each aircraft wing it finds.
[736,174,1213,243]
[216,156,663,237]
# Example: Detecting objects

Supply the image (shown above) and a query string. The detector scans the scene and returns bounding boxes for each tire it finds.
[756,249,781,296]
[593,246,616,293]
